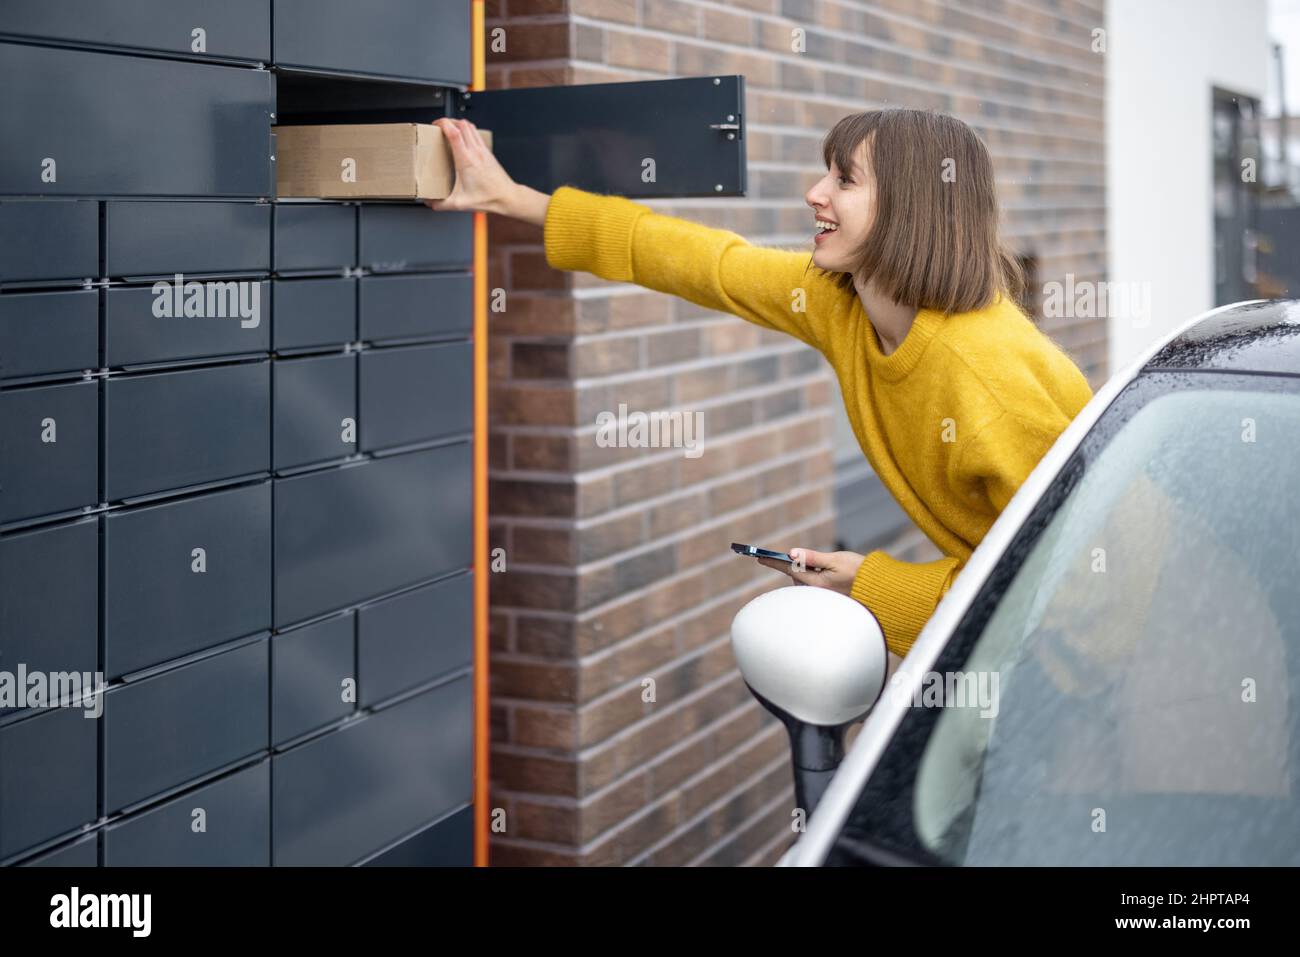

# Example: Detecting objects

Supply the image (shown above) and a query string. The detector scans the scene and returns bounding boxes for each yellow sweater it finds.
[542,185,1094,657]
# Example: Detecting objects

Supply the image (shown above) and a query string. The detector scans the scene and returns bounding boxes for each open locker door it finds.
[453,75,746,198]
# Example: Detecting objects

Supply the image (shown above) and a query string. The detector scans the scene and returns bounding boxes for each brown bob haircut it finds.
[812,109,1025,316]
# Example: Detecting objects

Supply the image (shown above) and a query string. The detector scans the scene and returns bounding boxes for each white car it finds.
[732,300,1300,867]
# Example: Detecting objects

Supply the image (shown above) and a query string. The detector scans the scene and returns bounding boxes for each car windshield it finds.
[831,372,1300,866]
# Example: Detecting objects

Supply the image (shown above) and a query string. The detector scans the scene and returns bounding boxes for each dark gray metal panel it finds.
[272,676,473,866]
[273,353,357,470]
[0,0,271,62]
[105,202,271,278]
[0,380,98,524]
[105,282,270,368]
[361,804,473,867]
[357,573,472,707]
[359,342,472,452]
[102,761,270,867]
[0,519,98,696]
[358,273,472,343]
[0,289,98,380]
[357,207,473,272]
[272,278,356,351]
[0,42,273,197]
[458,75,748,198]
[103,361,270,501]
[0,201,98,284]
[103,483,272,679]
[104,639,269,814]
[273,443,472,627]
[271,614,355,746]
[0,707,98,860]
[273,204,356,273]
[272,0,470,84]
[17,833,98,867]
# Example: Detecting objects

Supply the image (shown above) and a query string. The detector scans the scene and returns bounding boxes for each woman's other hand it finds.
[755,547,866,597]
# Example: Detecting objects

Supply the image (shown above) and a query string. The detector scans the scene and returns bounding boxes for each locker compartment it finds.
[102,761,270,867]
[358,273,472,343]
[103,482,272,679]
[273,442,472,627]
[0,42,273,197]
[272,0,470,85]
[359,341,472,452]
[0,519,99,694]
[358,206,473,272]
[17,833,98,867]
[271,614,355,746]
[105,202,271,278]
[0,289,98,381]
[0,380,99,525]
[274,353,357,471]
[0,0,271,63]
[0,201,98,285]
[105,281,270,368]
[271,675,472,866]
[103,639,269,814]
[361,804,473,867]
[0,707,98,861]
[103,361,270,501]
[357,573,472,707]
[273,278,357,351]
[273,204,356,273]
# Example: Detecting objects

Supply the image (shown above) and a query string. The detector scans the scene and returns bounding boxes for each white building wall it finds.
[1105,0,1271,369]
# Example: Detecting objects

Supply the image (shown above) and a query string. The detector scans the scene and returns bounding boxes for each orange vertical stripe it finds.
[470,0,490,868]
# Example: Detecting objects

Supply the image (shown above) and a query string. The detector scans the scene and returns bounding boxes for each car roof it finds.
[1143,299,1300,376]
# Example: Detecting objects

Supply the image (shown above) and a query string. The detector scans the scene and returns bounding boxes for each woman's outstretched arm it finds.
[426,117,850,353]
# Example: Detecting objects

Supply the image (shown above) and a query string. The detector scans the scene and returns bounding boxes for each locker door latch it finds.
[709,115,742,140]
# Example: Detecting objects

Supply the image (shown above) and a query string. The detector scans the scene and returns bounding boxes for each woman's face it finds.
[805,138,875,276]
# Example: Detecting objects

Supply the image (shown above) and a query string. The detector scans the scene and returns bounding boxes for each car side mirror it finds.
[730,586,888,816]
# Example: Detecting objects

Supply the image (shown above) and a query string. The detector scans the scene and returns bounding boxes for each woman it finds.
[426,109,1094,661]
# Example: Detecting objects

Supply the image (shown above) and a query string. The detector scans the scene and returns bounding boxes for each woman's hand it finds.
[755,548,866,597]
[424,117,550,225]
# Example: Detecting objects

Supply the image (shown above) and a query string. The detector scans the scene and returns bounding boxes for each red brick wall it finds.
[483,0,1107,865]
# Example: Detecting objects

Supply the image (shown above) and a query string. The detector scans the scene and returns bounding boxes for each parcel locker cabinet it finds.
[103,483,273,680]
[102,762,271,867]
[272,0,471,85]
[0,380,99,526]
[0,519,99,695]
[0,290,98,381]
[0,42,273,197]
[273,353,358,471]
[105,202,271,278]
[273,443,473,627]
[0,201,97,285]
[272,675,473,866]
[273,278,357,351]
[103,362,271,502]
[105,282,271,368]
[103,639,269,815]
[360,342,473,451]
[0,707,97,861]
[0,0,271,63]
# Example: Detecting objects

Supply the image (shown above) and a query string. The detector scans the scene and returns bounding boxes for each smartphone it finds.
[730,542,795,564]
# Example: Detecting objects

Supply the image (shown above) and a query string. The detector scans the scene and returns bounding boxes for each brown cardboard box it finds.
[275,123,493,200]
